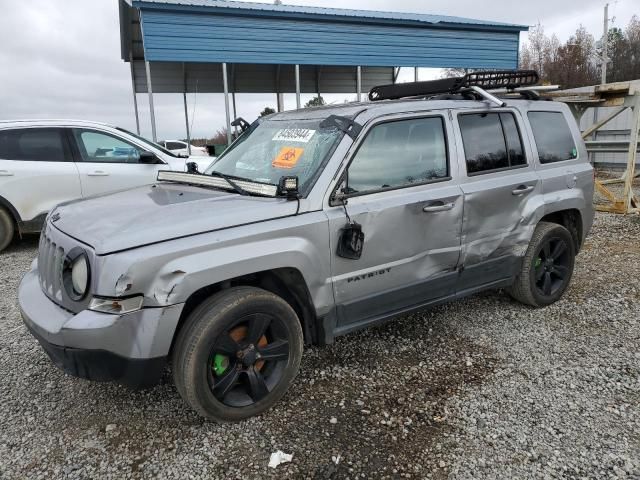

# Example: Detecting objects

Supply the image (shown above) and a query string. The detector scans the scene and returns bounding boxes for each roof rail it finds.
[368,70,539,102]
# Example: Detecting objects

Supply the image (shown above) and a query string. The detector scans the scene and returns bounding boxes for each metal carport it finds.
[119,0,527,146]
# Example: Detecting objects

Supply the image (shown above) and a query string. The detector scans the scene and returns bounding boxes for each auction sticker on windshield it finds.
[272,129,315,143]
[273,147,304,169]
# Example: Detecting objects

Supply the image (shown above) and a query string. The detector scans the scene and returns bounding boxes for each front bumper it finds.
[19,266,185,389]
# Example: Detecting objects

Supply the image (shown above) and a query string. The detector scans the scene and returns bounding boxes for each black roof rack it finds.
[368,70,539,102]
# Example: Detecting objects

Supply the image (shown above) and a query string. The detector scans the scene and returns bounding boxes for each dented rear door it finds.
[452,108,541,291]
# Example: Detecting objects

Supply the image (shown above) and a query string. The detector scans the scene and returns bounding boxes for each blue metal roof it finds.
[131,0,527,31]
[123,0,527,69]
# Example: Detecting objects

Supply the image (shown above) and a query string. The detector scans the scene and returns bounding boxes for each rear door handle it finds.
[512,185,535,196]
[87,170,109,176]
[0,170,13,176]
[423,202,455,213]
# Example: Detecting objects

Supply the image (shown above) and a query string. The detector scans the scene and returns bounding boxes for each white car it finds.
[160,140,209,157]
[0,120,213,251]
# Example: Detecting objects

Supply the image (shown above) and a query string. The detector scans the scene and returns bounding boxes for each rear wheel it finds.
[508,221,575,307]
[172,287,303,421]
[0,208,15,253]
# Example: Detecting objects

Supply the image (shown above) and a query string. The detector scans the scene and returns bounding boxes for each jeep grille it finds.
[38,231,65,304]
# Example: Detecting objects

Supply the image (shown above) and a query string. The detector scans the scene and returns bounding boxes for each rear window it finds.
[528,111,578,164]
[458,112,526,174]
[0,128,68,162]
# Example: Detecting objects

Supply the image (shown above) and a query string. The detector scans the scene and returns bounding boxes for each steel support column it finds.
[232,93,238,136]
[414,67,419,82]
[356,66,362,102]
[393,67,400,84]
[129,52,140,135]
[144,60,157,142]
[222,62,232,146]
[182,63,191,155]
[295,64,301,109]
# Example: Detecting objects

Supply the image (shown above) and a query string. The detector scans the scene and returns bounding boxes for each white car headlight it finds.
[71,256,88,296]
[89,296,144,315]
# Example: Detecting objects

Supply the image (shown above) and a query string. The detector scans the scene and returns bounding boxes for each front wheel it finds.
[172,287,303,422]
[508,221,576,307]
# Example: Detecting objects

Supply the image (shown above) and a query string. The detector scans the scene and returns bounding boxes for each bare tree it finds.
[520,24,600,88]
[607,16,640,82]
[211,128,229,144]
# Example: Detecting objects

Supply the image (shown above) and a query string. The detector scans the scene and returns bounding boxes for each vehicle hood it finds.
[51,183,297,254]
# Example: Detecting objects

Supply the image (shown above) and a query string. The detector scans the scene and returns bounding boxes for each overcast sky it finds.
[0,0,636,140]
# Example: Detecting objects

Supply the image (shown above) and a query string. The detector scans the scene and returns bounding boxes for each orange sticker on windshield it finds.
[272,146,304,169]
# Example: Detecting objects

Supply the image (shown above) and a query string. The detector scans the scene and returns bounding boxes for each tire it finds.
[172,286,304,422]
[0,207,15,253]
[508,221,576,308]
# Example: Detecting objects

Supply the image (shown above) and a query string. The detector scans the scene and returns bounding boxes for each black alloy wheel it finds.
[508,221,576,307]
[207,313,291,407]
[172,287,303,422]
[533,236,571,297]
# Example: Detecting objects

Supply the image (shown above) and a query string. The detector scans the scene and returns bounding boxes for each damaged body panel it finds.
[19,91,594,394]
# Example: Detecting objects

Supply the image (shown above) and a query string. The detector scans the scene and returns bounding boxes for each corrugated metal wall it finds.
[137,9,521,69]
[132,62,394,93]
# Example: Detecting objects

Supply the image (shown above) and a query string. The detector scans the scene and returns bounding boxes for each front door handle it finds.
[87,170,109,176]
[423,202,455,213]
[0,170,13,176]
[512,185,535,196]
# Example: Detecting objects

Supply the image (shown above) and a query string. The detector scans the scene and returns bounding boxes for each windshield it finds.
[116,127,181,158]
[205,118,343,195]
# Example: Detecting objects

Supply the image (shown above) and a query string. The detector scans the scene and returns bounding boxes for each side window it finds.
[166,141,185,150]
[0,128,68,162]
[528,111,578,164]
[72,129,141,163]
[458,112,526,175]
[346,117,448,194]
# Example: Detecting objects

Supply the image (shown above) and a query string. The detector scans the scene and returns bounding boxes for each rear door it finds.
[326,113,464,334]
[452,109,541,291]
[0,127,81,225]
[70,128,166,197]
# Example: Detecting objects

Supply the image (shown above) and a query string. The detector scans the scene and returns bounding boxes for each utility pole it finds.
[601,3,609,84]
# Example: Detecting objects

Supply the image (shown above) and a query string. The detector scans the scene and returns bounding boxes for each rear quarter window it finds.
[0,128,68,162]
[528,111,578,164]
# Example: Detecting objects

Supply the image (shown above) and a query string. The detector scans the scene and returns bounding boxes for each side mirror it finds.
[186,161,199,174]
[139,151,163,164]
[337,222,364,260]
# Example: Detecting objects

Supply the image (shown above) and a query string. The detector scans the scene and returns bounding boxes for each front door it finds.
[70,128,165,197]
[453,109,541,290]
[326,114,463,334]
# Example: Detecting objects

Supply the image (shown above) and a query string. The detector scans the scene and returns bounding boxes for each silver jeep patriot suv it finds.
[19,72,594,421]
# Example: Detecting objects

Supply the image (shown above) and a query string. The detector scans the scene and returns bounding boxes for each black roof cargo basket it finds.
[368,70,539,102]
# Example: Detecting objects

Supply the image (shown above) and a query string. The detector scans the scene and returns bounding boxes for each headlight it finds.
[63,248,90,301]
[89,296,144,315]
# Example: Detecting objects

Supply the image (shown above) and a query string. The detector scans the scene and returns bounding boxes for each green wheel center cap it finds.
[213,354,229,376]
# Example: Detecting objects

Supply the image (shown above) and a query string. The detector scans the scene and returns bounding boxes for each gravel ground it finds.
[1,212,639,479]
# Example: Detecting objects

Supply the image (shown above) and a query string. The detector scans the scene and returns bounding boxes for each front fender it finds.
[93,213,333,315]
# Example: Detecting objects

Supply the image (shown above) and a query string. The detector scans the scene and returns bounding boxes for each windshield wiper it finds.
[209,171,250,196]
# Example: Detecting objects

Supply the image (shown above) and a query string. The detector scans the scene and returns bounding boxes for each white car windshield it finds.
[205,118,344,194]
